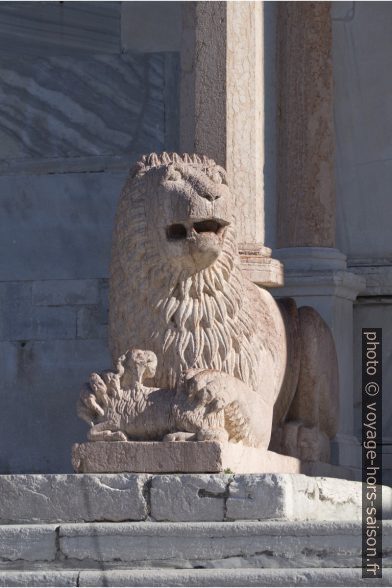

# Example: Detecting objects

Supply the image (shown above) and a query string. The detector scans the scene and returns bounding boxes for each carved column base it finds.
[239,244,284,287]
[273,247,365,469]
[72,441,359,479]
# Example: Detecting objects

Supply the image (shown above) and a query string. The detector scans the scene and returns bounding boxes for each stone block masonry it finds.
[32,280,101,307]
[0,517,390,566]
[0,525,56,562]
[1,473,391,525]
[0,569,392,587]
[0,520,392,586]
[0,279,108,342]
[56,521,375,566]
[0,474,149,524]
[0,473,391,587]
[0,278,111,474]
[0,2,181,476]
[0,71,179,475]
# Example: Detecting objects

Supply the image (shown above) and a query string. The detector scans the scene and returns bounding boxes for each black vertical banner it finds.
[362,328,382,578]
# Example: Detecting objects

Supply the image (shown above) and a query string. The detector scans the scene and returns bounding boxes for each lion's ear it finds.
[166,165,182,182]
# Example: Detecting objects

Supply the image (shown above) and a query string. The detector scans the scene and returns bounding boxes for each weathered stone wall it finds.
[0,2,180,473]
[332,1,392,460]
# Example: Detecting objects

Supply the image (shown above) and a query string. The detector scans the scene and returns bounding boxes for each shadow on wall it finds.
[0,1,180,473]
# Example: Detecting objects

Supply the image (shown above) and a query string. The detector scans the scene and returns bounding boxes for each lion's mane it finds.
[109,153,281,396]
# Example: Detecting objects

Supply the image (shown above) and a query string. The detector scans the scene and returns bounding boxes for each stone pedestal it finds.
[2,472,391,525]
[72,441,358,480]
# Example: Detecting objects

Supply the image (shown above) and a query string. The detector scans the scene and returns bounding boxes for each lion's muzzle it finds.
[164,218,229,271]
[166,218,228,241]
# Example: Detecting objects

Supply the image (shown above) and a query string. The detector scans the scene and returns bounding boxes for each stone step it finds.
[0,521,391,570]
[1,473,391,524]
[0,568,391,587]
[1,474,390,586]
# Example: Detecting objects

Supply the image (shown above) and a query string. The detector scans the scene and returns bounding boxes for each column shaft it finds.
[180,1,265,250]
[277,2,336,248]
[275,2,363,469]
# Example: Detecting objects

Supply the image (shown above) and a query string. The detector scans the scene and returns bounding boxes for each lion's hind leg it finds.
[282,306,339,462]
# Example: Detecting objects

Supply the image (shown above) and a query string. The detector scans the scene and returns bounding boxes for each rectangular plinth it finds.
[72,441,358,479]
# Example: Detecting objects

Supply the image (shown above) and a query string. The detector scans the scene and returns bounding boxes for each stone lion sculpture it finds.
[78,152,339,462]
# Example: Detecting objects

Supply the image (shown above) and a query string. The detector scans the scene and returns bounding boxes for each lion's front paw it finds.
[88,425,127,442]
[97,430,128,442]
[109,431,128,442]
[163,432,197,442]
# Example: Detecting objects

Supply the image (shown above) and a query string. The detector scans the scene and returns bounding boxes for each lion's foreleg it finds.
[87,421,128,442]
[183,369,273,448]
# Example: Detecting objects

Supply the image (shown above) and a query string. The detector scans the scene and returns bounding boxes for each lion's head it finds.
[133,152,234,274]
[109,152,266,391]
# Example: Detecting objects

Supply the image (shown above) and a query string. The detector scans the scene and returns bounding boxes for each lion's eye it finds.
[166,166,182,182]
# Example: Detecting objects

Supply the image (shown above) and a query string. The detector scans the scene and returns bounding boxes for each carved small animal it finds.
[78,350,264,445]
[80,152,339,462]
[78,350,173,441]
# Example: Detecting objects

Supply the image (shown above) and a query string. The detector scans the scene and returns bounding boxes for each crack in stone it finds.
[55,525,62,561]
[197,489,226,499]
[21,487,51,502]
[143,476,153,520]
[223,476,233,521]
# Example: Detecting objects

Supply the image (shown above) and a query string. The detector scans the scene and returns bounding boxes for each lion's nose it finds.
[166,220,226,241]
[192,220,222,234]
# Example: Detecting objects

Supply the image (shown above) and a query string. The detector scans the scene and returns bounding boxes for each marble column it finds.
[180,0,283,287]
[276,1,335,249]
[274,2,364,468]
